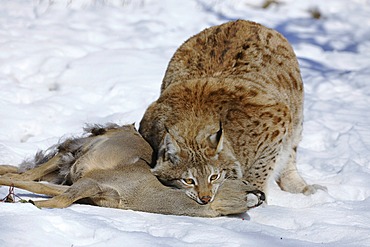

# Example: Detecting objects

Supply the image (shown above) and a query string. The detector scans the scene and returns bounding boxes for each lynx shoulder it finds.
[140,20,325,204]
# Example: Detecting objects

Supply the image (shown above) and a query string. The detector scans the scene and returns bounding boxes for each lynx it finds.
[0,124,264,217]
[139,20,325,205]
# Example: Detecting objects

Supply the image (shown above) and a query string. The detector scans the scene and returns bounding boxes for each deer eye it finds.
[182,178,195,185]
[210,174,220,182]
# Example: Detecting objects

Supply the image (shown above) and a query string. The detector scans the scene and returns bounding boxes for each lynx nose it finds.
[200,196,212,204]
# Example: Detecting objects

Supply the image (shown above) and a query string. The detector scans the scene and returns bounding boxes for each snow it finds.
[1,0,370,246]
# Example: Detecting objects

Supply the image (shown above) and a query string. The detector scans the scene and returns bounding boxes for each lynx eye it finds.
[182,178,195,185]
[210,174,220,182]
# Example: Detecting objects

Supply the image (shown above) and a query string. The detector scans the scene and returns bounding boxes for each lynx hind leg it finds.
[211,179,265,215]
[277,148,326,195]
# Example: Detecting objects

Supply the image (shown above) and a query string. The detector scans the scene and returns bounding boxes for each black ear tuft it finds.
[209,121,224,153]
[215,121,223,143]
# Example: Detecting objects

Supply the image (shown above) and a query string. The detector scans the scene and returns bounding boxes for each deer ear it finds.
[159,132,180,164]
[209,124,224,154]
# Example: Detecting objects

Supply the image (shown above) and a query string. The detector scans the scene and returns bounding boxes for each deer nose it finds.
[200,196,212,204]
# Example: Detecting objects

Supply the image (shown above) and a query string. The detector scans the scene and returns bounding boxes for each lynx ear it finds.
[209,123,224,154]
[159,132,180,164]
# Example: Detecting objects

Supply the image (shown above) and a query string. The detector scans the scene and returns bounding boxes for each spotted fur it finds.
[140,20,325,204]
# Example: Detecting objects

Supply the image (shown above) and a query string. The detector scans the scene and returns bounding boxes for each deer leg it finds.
[1,154,63,181]
[0,177,68,196]
[33,177,120,208]
[0,165,19,175]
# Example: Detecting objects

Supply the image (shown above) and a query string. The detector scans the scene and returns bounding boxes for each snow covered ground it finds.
[1,0,370,246]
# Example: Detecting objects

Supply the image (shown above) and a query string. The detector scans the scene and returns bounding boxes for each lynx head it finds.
[151,124,242,205]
